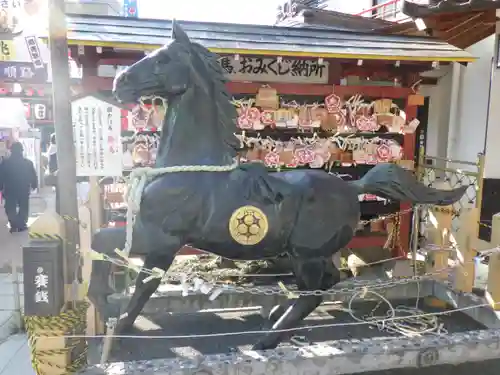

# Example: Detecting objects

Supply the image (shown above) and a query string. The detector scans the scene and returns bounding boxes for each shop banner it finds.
[123,0,138,18]
[0,61,47,82]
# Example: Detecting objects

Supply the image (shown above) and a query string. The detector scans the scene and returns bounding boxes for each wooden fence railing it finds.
[422,205,500,311]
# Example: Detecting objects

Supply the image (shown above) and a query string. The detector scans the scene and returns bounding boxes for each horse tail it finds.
[348,163,467,205]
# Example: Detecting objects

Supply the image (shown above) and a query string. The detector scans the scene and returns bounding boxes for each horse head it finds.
[112,21,194,103]
[113,20,239,166]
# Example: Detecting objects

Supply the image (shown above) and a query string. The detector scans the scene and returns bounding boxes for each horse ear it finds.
[171,19,190,45]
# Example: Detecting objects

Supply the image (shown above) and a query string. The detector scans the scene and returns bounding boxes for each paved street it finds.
[0,335,34,375]
[0,188,55,374]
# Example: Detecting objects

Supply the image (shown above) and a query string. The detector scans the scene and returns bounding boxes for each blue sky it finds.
[136,0,282,24]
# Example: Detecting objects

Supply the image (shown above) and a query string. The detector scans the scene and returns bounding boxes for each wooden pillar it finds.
[49,0,80,290]
[327,60,342,85]
[486,213,500,310]
[79,205,100,337]
[79,47,106,333]
[454,207,477,293]
[399,95,418,255]
[81,46,100,93]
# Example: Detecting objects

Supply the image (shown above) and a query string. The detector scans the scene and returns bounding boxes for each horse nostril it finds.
[120,73,129,83]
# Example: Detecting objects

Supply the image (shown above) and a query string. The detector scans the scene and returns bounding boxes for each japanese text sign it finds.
[218,56,329,84]
[71,95,123,176]
[23,240,64,317]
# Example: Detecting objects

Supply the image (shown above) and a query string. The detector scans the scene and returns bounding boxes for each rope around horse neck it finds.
[122,161,240,256]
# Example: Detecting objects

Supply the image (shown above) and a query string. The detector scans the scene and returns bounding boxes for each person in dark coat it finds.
[0,142,38,232]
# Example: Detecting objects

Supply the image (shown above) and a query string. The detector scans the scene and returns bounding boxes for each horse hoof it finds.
[268,305,286,323]
[260,305,271,319]
[252,342,275,351]
[113,315,135,335]
[252,342,266,351]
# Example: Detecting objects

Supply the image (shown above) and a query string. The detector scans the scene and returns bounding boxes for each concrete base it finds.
[78,328,500,375]
[432,280,500,328]
[78,280,500,375]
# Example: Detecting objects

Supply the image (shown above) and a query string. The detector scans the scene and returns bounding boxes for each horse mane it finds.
[186,43,240,150]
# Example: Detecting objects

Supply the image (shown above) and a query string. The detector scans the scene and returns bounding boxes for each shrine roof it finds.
[60,14,474,63]
[402,0,500,18]
[381,0,500,49]
[276,6,394,31]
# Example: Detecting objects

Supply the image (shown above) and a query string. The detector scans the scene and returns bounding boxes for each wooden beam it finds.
[98,58,143,66]
[82,76,414,98]
[452,24,494,49]
[420,77,438,86]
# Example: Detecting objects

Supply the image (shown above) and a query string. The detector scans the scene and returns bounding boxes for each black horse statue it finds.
[88,21,466,350]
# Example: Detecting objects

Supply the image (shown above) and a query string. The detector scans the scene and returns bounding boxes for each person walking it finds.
[47,133,57,174]
[0,142,38,233]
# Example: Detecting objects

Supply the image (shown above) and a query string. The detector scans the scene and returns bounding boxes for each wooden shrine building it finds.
[48,14,475,255]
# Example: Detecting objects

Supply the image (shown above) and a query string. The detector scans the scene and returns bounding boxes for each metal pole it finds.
[475,153,486,239]
[48,0,80,288]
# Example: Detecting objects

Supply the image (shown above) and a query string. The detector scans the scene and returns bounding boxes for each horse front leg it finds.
[252,255,341,351]
[88,227,128,320]
[113,251,177,334]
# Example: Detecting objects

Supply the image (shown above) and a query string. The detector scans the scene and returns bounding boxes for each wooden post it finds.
[425,182,453,281]
[453,207,477,293]
[88,177,103,233]
[426,206,453,281]
[79,205,98,337]
[87,177,105,335]
[49,0,80,292]
[486,213,500,310]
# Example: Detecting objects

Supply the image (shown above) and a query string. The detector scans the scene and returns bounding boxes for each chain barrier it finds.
[32,298,499,342]
[32,205,500,299]
[26,258,498,354]
[87,256,484,300]
[30,205,499,300]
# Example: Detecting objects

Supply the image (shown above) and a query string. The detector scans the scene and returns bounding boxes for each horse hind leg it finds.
[252,255,341,351]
